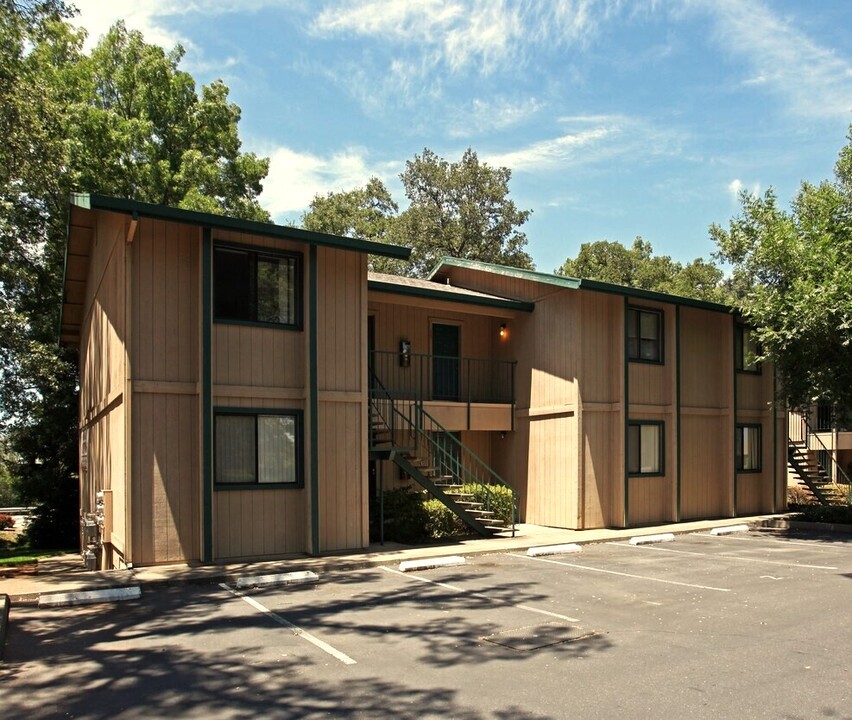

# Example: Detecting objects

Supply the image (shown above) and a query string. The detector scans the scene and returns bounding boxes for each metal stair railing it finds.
[369,369,517,535]
[789,410,851,505]
[410,402,517,535]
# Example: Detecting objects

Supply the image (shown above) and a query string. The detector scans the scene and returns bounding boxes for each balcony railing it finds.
[369,350,515,405]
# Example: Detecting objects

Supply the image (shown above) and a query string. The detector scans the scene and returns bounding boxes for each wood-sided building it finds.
[425,258,787,529]
[62,195,785,569]
[61,194,409,569]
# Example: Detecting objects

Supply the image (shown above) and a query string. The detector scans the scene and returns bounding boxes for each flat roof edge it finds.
[368,279,535,312]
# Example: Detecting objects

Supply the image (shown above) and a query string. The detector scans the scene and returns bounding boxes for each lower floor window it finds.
[736,424,761,472]
[215,410,301,486]
[628,421,663,475]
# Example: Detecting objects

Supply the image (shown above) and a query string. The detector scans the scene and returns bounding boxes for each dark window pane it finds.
[214,248,251,321]
[215,415,256,483]
[257,255,295,325]
[628,424,640,474]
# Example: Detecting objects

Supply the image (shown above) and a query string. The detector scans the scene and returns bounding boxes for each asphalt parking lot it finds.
[2,531,850,719]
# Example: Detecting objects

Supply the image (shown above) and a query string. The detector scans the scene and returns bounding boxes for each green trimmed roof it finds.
[70,193,412,260]
[429,256,734,314]
[368,272,534,312]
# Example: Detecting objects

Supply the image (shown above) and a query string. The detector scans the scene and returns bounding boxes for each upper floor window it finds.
[628,307,662,363]
[214,245,301,328]
[735,325,760,373]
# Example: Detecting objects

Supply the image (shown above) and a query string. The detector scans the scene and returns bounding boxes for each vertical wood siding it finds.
[679,308,734,519]
[129,218,200,564]
[317,248,367,551]
[78,211,128,558]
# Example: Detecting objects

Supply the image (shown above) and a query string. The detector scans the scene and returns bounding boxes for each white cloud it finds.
[485,115,684,173]
[693,0,852,119]
[259,146,399,219]
[310,0,625,74]
[447,97,544,137]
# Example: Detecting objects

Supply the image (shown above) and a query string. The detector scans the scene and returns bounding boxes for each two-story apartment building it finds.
[62,195,786,568]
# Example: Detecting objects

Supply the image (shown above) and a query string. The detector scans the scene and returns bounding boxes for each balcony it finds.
[369,350,515,432]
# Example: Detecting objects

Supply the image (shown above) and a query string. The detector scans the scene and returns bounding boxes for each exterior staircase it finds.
[787,441,849,506]
[369,388,516,537]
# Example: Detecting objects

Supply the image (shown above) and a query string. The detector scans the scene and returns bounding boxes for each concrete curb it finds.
[527,543,582,557]
[399,556,465,572]
[629,533,675,545]
[234,570,319,590]
[710,524,750,536]
[0,594,9,662]
[38,586,142,608]
[752,517,852,535]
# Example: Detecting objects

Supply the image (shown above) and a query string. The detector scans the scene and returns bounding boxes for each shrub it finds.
[0,514,13,531]
[424,499,465,539]
[461,483,516,525]
[789,504,852,525]
[786,485,817,506]
[371,487,430,545]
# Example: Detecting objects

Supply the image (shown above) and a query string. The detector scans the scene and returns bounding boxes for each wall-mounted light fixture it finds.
[499,323,507,339]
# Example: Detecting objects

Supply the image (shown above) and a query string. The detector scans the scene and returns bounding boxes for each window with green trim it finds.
[628,307,662,363]
[735,325,760,373]
[735,424,761,472]
[214,245,301,327]
[215,411,302,487]
[628,421,664,475]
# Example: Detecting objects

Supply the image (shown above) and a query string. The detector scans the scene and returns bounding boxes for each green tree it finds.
[556,238,724,302]
[711,126,852,411]
[304,148,534,278]
[397,148,533,276]
[0,2,271,546]
[302,177,406,274]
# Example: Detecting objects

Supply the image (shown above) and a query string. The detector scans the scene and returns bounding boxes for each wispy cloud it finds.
[447,97,545,138]
[310,0,627,74]
[485,115,684,173]
[259,146,399,219]
[693,0,852,119]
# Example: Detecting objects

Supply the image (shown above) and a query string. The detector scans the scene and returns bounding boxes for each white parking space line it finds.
[380,566,580,623]
[622,543,838,570]
[513,554,732,592]
[219,583,356,665]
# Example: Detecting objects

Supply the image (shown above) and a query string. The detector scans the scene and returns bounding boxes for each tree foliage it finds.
[712,126,852,411]
[0,1,271,545]
[302,147,533,277]
[556,237,725,302]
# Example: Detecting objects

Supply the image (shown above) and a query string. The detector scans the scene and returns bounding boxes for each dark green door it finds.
[432,323,460,401]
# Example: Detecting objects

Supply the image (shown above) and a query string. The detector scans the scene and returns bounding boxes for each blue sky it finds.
[72,1,852,272]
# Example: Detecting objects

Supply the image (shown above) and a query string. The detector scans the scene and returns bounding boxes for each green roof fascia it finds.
[368,278,534,312]
[428,256,581,290]
[429,256,736,315]
[70,193,412,260]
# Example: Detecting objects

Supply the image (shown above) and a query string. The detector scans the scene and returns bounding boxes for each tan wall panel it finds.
[318,400,365,551]
[131,392,200,564]
[629,476,673,525]
[582,410,622,528]
[579,292,622,404]
[525,414,578,527]
[680,308,732,409]
[213,324,304,388]
[681,415,731,519]
[214,489,305,559]
[132,218,199,384]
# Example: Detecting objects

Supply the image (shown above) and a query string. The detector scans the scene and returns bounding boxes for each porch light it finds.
[499,323,507,339]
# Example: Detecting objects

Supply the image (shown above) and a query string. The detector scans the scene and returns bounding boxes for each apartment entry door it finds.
[432,323,460,401]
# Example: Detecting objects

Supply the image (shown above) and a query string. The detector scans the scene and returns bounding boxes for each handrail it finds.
[790,409,851,502]
[370,349,516,406]
[411,403,517,533]
[369,368,517,534]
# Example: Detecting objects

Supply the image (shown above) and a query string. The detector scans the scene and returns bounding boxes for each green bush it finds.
[789,504,852,525]
[371,486,430,545]
[461,483,516,525]
[424,499,465,538]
